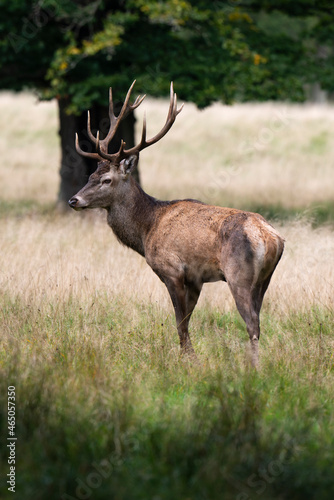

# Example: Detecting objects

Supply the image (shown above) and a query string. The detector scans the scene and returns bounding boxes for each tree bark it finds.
[57,97,139,209]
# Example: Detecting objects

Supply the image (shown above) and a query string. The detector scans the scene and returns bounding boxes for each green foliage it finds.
[1,0,333,113]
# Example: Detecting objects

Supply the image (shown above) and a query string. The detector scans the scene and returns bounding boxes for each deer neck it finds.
[106,177,158,257]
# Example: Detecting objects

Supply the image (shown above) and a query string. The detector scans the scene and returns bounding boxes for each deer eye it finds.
[102,178,111,185]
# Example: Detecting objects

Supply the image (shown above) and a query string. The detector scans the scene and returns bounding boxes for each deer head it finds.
[68,81,183,210]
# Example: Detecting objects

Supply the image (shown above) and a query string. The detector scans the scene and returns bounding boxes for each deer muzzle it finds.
[68,196,87,210]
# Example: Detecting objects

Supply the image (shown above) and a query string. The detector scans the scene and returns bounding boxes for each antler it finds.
[75,81,183,164]
[75,80,145,160]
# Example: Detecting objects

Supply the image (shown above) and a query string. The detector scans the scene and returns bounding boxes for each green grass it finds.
[305,131,329,155]
[237,201,334,228]
[0,200,55,219]
[1,292,334,500]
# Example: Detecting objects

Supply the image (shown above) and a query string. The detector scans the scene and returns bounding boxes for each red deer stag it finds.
[69,81,284,367]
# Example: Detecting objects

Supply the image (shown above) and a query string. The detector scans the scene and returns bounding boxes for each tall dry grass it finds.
[0,91,333,315]
[0,213,333,316]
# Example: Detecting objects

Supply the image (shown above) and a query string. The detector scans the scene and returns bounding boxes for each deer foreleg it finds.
[164,278,201,355]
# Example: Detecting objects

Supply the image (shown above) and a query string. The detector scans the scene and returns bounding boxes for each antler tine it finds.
[123,81,184,156]
[169,82,175,116]
[170,81,184,116]
[75,133,101,160]
[119,139,126,155]
[96,130,107,160]
[98,87,118,150]
[96,130,103,157]
[141,113,147,143]
[99,80,144,153]
[176,100,184,116]
[130,93,146,111]
[114,79,137,123]
[87,110,98,146]
[108,87,114,122]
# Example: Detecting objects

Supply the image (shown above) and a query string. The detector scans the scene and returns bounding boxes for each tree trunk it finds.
[57,97,139,209]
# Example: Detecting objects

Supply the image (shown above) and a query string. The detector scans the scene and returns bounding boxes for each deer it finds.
[69,81,284,367]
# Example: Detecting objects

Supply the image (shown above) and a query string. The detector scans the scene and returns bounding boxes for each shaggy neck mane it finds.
[107,178,164,256]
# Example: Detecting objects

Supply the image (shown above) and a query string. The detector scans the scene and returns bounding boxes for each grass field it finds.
[0,91,334,500]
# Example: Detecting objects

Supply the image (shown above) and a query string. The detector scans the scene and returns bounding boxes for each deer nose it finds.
[68,197,78,209]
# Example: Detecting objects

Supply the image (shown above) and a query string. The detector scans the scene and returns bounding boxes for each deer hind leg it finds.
[227,282,262,368]
[164,277,202,356]
[228,271,275,368]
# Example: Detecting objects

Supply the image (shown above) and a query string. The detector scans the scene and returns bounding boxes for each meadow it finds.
[0,91,334,499]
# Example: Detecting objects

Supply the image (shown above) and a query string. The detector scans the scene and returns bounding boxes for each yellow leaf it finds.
[68,47,80,55]
[254,53,261,65]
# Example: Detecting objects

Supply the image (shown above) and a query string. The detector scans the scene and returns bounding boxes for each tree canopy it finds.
[1,0,334,112]
[1,0,333,205]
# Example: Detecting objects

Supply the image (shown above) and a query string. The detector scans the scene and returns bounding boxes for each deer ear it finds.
[119,155,139,178]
